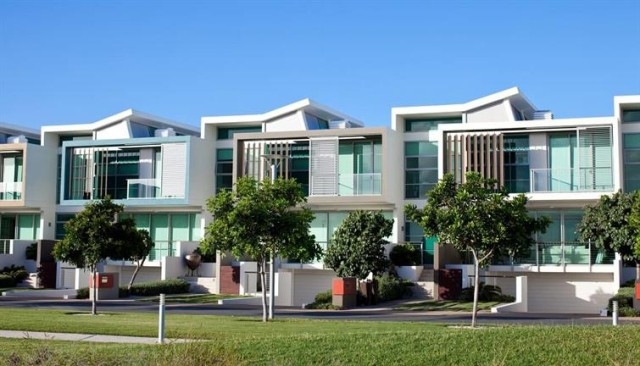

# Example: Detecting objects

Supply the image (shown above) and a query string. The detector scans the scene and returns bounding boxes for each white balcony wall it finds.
[23,145,56,239]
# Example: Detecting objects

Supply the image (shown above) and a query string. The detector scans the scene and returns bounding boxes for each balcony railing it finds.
[530,168,613,193]
[338,173,382,196]
[494,241,615,266]
[126,179,161,199]
[0,181,22,201]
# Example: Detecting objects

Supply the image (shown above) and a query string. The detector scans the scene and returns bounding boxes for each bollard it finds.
[158,293,166,344]
[612,300,619,326]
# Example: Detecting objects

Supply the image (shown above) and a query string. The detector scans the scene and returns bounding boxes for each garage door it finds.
[526,273,616,314]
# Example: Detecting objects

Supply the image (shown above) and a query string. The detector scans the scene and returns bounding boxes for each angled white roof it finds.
[0,122,40,140]
[201,98,365,127]
[42,109,199,136]
[392,87,537,117]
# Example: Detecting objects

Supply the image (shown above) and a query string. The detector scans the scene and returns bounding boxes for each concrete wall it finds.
[278,268,335,307]
[492,276,528,313]
[103,265,162,287]
[0,240,34,270]
[161,256,183,281]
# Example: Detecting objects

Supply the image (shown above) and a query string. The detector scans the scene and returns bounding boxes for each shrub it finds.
[129,279,190,297]
[76,287,89,299]
[458,282,515,302]
[621,279,637,288]
[607,287,638,316]
[0,265,29,283]
[75,279,189,299]
[0,274,16,288]
[389,244,421,266]
[304,289,340,309]
[377,273,413,302]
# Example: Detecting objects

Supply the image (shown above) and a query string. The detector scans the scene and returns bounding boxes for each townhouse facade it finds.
[1,87,639,313]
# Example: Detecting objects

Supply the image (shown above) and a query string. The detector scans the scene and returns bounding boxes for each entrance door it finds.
[423,236,436,266]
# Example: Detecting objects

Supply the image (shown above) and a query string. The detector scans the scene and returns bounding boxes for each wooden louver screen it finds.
[446,132,504,186]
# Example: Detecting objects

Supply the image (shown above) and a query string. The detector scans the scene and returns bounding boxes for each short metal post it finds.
[612,300,619,326]
[158,293,166,343]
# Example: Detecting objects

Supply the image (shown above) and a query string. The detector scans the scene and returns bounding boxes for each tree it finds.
[578,191,640,280]
[201,177,320,322]
[405,172,549,327]
[324,210,393,279]
[109,220,154,290]
[53,198,126,315]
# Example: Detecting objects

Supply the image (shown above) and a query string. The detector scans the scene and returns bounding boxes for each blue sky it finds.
[1,0,639,129]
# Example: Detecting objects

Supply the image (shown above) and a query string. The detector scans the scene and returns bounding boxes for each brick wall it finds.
[219,265,240,294]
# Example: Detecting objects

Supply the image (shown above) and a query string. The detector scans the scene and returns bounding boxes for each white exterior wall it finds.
[23,145,57,239]
[265,112,305,132]
[465,100,513,123]
[489,272,616,314]
[95,120,131,140]
[290,269,335,307]
[187,138,215,205]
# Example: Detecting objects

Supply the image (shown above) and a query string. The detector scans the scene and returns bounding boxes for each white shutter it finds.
[310,138,338,196]
[161,143,186,198]
[577,127,612,190]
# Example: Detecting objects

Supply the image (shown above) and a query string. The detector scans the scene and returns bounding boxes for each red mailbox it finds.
[89,273,114,289]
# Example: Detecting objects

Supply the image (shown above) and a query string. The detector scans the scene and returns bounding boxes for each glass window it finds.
[405,117,462,132]
[405,141,438,199]
[503,135,530,193]
[130,122,156,138]
[216,149,233,193]
[624,133,640,191]
[622,109,640,123]
[306,114,330,130]
[217,126,261,140]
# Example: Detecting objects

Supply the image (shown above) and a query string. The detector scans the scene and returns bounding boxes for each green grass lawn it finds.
[396,300,503,311]
[0,308,639,365]
[136,293,245,304]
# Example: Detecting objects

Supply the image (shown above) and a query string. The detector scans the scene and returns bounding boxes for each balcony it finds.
[0,181,21,201]
[126,179,183,200]
[494,241,615,267]
[530,168,613,193]
[338,173,382,196]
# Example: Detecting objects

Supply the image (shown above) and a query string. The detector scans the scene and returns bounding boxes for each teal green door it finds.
[423,236,436,266]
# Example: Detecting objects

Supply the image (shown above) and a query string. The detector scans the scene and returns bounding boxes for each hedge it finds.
[76,279,190,299]
[0,274,16,288]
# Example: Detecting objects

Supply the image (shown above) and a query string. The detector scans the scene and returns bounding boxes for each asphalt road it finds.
[1,297,637,326]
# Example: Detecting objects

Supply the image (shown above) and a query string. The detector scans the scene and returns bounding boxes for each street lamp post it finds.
[261,153,287,320]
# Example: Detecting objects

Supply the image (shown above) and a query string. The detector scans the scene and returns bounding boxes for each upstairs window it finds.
[405,117,462,132]
[623,109,640,123]
[217,126,261,140]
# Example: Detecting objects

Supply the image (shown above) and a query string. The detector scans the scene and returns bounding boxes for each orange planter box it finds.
[636,282,640,300]
[332,277,356,296]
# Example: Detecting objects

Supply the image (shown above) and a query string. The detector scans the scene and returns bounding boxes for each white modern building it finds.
[2,88,639,313]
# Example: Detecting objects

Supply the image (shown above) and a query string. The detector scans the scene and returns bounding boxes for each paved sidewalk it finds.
[0,330,193,344]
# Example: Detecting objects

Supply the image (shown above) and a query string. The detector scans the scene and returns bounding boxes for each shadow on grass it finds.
[396,300,502,312]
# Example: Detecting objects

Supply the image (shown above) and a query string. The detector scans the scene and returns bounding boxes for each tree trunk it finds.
[128,257,145,291]
[91,268,98,316]
[471,250,479,328]
[259,258,268,322]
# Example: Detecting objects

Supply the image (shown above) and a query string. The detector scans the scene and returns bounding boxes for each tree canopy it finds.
[578,191,640,279]
[324,210,393,279]
[405,172,549,327]
[53,197,151,314]
[201,176,320,321]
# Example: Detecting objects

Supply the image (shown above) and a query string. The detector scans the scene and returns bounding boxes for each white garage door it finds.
[526,273,616,314]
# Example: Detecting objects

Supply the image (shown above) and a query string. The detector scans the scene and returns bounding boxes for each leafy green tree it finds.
[324,210,393,279]
[53,198,124,315]
[405,172,549,327]
[579,191,640,280]
[201,177,320,322]
[109,220,154,290]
